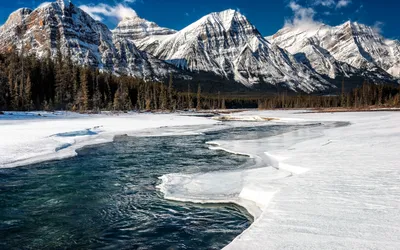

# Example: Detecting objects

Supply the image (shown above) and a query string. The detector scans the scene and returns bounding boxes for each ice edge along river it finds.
[1,110,400,249]
[0,112,218,168]
[158,110,400,249]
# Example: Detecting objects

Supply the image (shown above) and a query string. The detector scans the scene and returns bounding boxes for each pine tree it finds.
[12,79,19,110]
[136,84,142,110]
[104,73,113,109]
[64,47,74,105]
[79,68,89,111]
[145,84,152,111]
[114,82,132,111]
[24,75,32,110]
[152,84,158,110]
[167,74,176,111]
[196,83,201,111]
[221,97,226,110]
[92,75,102,112]
[341,77,346,107]
[0,66,9,110]
[217,91,221,109]
[113,85,122,110]
[20,46,25,109]
[187,83,192,110]
[54,35,64,108]
[160,84,167,110]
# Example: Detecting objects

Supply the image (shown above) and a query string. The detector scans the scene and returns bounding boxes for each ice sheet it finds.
[159,110,400,249]
[0,112,218,168]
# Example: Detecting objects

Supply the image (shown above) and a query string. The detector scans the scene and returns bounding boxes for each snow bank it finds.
[0,112,217,168]
[3,110,400,248]
[159,110,400,249]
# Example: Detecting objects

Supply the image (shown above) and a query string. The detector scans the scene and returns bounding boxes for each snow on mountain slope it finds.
[113,15,176,41]
[2,1,398,92]
[0,1,113,66]
[0,0,179,81]
[269,22,400,80]
[132,10,333,93]
[0,8,32,36]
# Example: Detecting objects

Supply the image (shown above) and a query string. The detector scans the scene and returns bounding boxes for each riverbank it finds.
[0,112,218,168]
[159,110,400,249]
[2,110,399,249]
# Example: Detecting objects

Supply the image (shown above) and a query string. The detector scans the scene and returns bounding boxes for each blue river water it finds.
[0,123,297,249]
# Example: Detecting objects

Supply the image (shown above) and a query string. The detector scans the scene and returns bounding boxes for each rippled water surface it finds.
[0,123,299,249]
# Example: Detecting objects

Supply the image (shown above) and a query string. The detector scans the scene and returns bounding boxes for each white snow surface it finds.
[2,110,400,249]
[159,110,400,249]
[0,112,217,168]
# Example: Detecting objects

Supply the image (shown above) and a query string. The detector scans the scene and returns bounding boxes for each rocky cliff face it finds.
[268,22,400,81]
[0,0,398,93]
[113,15,176,41]
[130,10,333,93]
[0,0,179,81]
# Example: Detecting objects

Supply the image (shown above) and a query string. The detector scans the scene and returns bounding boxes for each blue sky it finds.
[1,0,399,38]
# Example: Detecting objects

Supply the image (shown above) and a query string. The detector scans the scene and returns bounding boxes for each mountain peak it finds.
[132,7,332,92]
[57,0,70,8]
[0,8,32,33]
[121,16,138,22]
[178,8,256,38]
[269,20,400,79]
[343,20,352,25]
[14,7,33,14]
[214,9,240,30]
[219,9,237,14]
[113,13,176,40]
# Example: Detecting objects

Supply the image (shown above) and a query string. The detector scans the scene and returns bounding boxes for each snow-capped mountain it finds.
[268,22,400,81]
[1,0,398,93]
[130,9,333,93]
[113,15,176,41]
[0,0,178,80]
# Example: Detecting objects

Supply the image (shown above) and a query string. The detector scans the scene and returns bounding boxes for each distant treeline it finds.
[257,82,400,109]
[0,47,251,111]
[0,47,185,111]
[0,48,399,111]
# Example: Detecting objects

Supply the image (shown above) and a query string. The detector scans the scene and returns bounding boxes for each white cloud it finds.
[373,21,384,34]
[79,3,137,21]
[312,0,352,9]
[355,4,364,13]
[313,0,336,7]
[286,1,319,27]
[336,0,352,8]
[286,0,354,27]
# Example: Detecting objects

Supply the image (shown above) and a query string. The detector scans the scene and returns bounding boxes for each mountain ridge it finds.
[126,9,334,93]
[0,0,398,94]
[0,1,182,82]
[268,21,400,82]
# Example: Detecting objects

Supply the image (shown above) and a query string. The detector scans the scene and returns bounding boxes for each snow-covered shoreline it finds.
[159,110,400,249]
[0,112,218,168]
[2,110,400,249]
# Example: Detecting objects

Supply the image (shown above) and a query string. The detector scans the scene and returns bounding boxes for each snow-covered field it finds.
[0,111,217,168]
[1,110,400,249]
[159,110,400,249]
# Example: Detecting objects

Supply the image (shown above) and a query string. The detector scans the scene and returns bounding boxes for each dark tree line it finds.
[0,48,201,112]
[0,47,250,112]
[1,47,399,112]
[257,82,400,109]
